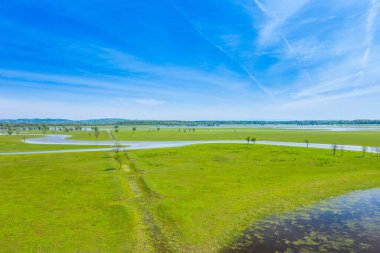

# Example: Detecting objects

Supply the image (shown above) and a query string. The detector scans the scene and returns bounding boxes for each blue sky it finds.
[0,0,379,120]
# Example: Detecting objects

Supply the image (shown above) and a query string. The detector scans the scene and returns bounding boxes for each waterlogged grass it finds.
[0,135,108,152]
[69,128,380,146]
[0,152,141,252]
[130,144,380,251]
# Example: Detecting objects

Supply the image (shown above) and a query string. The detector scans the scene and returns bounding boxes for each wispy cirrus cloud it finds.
[253,0,311,44]
[241,0,380,106]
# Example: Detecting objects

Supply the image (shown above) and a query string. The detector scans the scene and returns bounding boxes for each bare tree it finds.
[331,144,338,155]
[305,139,310,148]
[113,143,123,154]
[362,146,368,157]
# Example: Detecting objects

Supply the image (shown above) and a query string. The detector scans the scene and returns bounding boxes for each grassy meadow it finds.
[1,129,380,252]
[0,151,142,252]
[129,144,380,250]
[69,127,380,146]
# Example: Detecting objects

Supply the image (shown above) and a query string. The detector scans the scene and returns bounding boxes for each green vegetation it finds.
[2,130,380,252]
[0,152,142,252]
[0,135,107,152]
[69,128,380,146]
[129,144,380,251]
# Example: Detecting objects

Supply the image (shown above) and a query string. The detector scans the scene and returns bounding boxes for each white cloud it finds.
[253,0,311,44]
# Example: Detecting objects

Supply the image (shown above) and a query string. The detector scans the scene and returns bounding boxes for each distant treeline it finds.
[1,119,380,127]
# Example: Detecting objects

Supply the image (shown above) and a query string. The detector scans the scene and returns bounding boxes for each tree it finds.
[331,144,338,155]
[246,136,251,144]
[251,137,256,144]
[157,127,160,131]
[113,152,125,170]
[114,125,119,133]
[7,127,13,135]
[132,127,137,132]
[340,145,344,157]
[41,124,49,134]
[305,139,310,148]
[113,143,123,154]
[362,146,368,157]
[113,143,126,170]
[92,127,100,139]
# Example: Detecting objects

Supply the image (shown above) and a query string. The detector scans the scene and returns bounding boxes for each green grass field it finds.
[129,144,380,251]
[69,128,380,146]
[0,152,142,252]
[0,135,108,152]
[2,131,380,252]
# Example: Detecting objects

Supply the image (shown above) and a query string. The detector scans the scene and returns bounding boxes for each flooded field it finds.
[224,189,380,253]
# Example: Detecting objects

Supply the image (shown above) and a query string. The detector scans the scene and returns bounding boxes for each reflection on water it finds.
[223,189,380,253]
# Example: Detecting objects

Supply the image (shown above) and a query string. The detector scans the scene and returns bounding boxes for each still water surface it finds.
[224,189,380,253]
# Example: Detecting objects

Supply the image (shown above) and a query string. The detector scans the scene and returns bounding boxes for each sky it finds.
[0,0,379,120]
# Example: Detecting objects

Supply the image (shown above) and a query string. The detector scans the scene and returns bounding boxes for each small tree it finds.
[113,143,123,154]
[340,145,344,157]
[7,127,13,135]
[305,139,310,148]
[246,136,251,144]
[93,127,100,139]
[251,137,256,144]
[331,144,338,155]
[114,125,119,133]
[132,127,137,132]
[362,146,368,157]
[114,152,125,170]
[157,127,160,131]
[41,124,49,134]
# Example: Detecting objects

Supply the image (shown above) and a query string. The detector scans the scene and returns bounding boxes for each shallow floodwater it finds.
[223,189,380,253]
